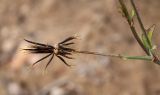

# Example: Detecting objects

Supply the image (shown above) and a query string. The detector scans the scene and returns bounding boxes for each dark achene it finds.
[24,36,115,69]
[24,36,76,69]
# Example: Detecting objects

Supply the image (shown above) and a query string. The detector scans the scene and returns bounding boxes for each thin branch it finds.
[75,50,124,58]
[130,0,152,48]
[119,0,149,55]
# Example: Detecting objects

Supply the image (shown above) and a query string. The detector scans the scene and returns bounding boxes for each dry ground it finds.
[0,0,160,95]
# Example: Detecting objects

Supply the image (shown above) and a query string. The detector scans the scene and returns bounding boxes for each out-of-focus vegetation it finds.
[0,0,160,95]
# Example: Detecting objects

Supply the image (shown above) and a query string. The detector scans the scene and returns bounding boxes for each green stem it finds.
[119,0,149,55]
[130,0,152,49]
[75,50,153,62]
[124,56,152,61]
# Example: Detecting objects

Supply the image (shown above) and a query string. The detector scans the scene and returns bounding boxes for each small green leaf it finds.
[130,9,135,19]
[146,24,156,47]
[141,34,151,49]
[141,24,156,50]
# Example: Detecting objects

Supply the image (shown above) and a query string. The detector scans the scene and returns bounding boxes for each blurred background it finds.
[0,0,160,95]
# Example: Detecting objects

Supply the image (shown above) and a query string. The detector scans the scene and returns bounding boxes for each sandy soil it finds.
[0,0,160,95]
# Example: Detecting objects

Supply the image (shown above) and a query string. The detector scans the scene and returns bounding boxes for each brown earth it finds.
[0,0,160,95]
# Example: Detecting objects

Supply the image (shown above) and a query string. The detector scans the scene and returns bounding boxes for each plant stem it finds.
[75,50,123,58]
[130,0,152,49]
[75,50,153,61]
[124,56,152,61]
[119,0,149,55]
